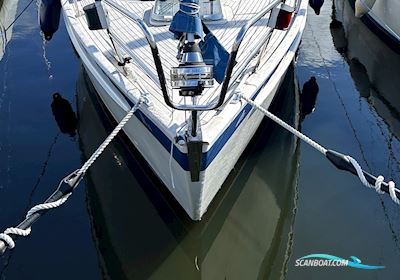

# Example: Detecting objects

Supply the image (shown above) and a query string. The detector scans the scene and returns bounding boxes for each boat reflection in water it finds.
[0,0,20,61]
[332,0,400,139]
[77,63,301,280]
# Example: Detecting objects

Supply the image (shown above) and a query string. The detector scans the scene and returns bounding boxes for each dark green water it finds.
[0,0,399,279]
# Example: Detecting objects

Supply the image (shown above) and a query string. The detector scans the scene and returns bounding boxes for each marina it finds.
[0,0,400,279]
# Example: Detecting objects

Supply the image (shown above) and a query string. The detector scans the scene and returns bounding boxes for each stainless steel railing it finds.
[73,0,285,111]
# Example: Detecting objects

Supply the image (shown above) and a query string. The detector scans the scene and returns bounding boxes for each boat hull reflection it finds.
[332,0,400,139]
[77,64,301,280]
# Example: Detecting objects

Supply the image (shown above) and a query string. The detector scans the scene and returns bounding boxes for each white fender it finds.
[355,0,377,18]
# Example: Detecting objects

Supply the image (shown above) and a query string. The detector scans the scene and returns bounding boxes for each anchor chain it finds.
[238,93,400,205]
[0,100,142,254]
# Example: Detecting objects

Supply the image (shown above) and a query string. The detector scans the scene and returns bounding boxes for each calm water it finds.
[1,0,400,279]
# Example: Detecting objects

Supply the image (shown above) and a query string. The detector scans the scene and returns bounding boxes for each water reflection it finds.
[51,93,77,137]
[331,0,400,138]
[0,0,20,61]
[309,0,325,15]
[76,64,301,279]
[300,76,319,121]
[39,0,62,41]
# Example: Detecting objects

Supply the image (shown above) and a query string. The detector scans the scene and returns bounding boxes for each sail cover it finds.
[200,23,230,83]
[169,0,204,39]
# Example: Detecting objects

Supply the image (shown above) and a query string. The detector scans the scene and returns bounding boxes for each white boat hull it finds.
[353,0,400,51]
[63,0,307,220]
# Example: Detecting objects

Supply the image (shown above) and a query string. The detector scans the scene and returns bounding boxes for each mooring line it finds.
[238,93,400,206]
[307,20,374,174]
[4,0,36,32]
[0,133,61,273]
[0,99,142,254]
[309,17,400,253]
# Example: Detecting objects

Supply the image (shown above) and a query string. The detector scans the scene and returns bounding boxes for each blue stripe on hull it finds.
[109,71,273,172]
[348,0,400,55]
[100,40,294,172]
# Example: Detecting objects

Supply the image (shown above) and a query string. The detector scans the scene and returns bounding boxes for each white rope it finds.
[26,194,72,218]
[195,256,200,271]
[347,156,400,205]
[169,139,176,189]
[238,94,327,155]
[0,193,71,249]
[388,181,400,205]
[374,175,385,194]
[0,101,142,251]
[239,93,400,206]
[0,228,31,249]
[77,101,141,175]
[0,233,15,249]
[346,156,373,188]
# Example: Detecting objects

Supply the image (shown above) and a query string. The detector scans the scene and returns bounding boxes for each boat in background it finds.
[332,0,400,139]
[351,0,400,53]
[0,0,20,61]
[62,0,308,220]
[77,62,301,279]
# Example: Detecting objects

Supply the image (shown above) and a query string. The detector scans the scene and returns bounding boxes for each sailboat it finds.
[332,0,400,138]
[77,63,301,279]
[352,0,400,53]
[62,0,308,220]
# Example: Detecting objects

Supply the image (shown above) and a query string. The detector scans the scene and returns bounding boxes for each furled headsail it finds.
[169,0,204,39]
